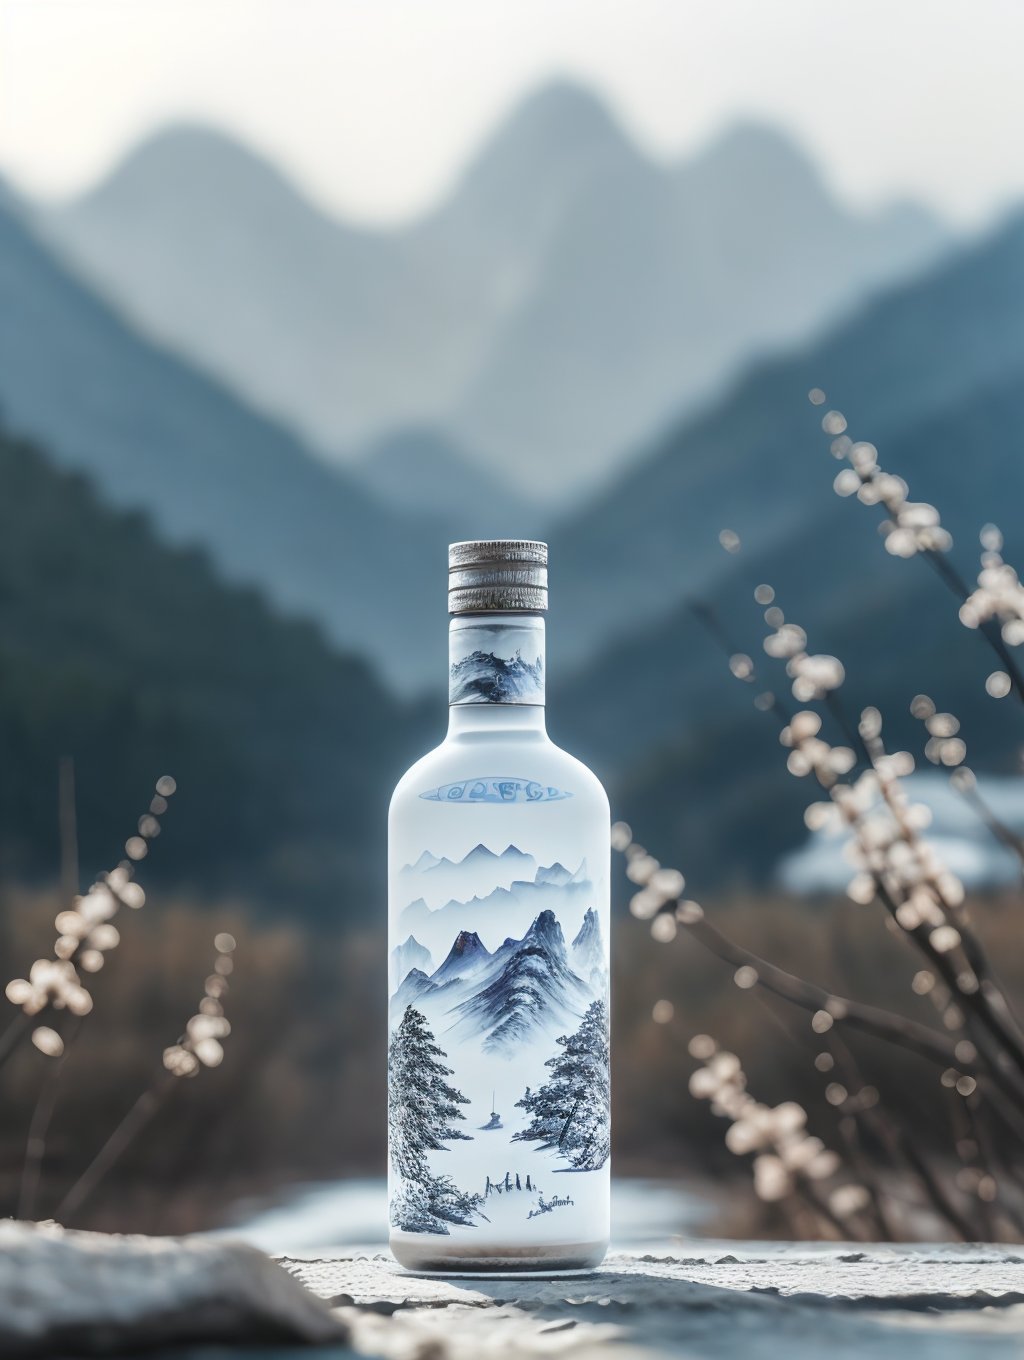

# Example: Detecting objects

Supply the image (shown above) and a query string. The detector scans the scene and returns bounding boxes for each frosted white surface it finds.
[284,1244,1024,1359]
[4,1222,1023,1357]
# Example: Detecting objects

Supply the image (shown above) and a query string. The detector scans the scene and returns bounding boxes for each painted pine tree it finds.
[513,999,610,1171]
[388,1004,481,1233]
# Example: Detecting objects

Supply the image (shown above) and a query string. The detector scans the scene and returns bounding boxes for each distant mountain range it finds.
[549,208,1024,672]
[5,81,1024,895]
[397,842,538,909]
[551,217,1024,884]
[355,428,542,538]
[0,82,965,697]
[0,188,446,692]
[398,858,593,956]
[390,909,603,1056]
[38,80,950,500]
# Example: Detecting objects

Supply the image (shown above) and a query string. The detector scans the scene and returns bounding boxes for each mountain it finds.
[40,83,634,466]
[38,82,948,502]
[398,866,593,957]
[571,908,607,989]
[550,209,1024,671]
[413,81,636,284]
[431,843,534,872]
[389,967,439,1019]
[555,366,1024,888]
[445,910,592,1055]
[406,851,442,873]
[430,930,492,985]
[354,427,542,538]
[0,423,405,909]
[38,124,483,454]
[397,843,537,909]
[535,861,575,886]
[452,121,950,496]
[0,186,444,692]
[390,936,434,989]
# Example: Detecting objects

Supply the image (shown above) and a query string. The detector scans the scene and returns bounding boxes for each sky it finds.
[1,0,1022,227]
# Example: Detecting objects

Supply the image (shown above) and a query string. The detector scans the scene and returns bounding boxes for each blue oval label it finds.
[419,777,572,804]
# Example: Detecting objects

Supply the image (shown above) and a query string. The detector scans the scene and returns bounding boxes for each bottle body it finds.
[388,633,611,1271]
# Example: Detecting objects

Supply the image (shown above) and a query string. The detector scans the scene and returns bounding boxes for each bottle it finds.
[388,540,610,1273]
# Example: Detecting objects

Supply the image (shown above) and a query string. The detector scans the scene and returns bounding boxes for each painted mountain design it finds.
[431,930,492,985]
[390,935,433,989]
[449,649,544,705]
[398,863,591,955]
[406,851,442,872]
[402,844,533,877]
[398,843,536,910]
[388,967,472,1021]
[571,908,607,991]
[536,861,586,886]
[389,966,438,1018]
[444,910,592,1056]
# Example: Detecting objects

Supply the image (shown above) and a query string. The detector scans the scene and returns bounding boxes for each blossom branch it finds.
[56,933,236,1223]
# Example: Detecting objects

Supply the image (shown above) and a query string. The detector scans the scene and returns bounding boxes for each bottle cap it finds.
[448,540,548,615]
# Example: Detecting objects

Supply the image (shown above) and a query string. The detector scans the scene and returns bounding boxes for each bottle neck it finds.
[448,613,546,715]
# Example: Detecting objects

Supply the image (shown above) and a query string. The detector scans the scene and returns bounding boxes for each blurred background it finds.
[2,0,1024,1250]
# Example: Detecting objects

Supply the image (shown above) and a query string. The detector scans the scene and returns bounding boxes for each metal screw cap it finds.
[448,540,548,614]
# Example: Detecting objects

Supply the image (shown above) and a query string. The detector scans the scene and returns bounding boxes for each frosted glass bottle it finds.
[388,541,610,1272]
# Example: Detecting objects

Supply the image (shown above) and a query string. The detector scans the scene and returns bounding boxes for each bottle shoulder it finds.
[389,726,608,817]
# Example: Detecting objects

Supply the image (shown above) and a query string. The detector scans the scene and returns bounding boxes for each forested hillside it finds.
[0,428,415,915]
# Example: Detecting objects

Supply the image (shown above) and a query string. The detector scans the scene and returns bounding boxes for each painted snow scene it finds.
[388,838,610,1244]
[448,620,545,705]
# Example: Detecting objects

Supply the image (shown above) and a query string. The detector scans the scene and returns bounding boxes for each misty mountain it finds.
[387,910,598,1052]
[39,81,948,500]
[0,423,406,910]
[399,866,593,957]
[397,843,537,909]
[406,851,442,872]
[536,861,582,886]
[571,908,607,989]
[39,124,485,456]
[412,80,637,290]
[355,427,541,536]
[445,910,592,1055]
[453,120,950,495]
[550,209,1024,672]
[539,212,1024,888]
[430,930,493,985]
[389,928,504,1023]
[389,967,439,1019]
[0,188,445,692]
[390,936,434,989]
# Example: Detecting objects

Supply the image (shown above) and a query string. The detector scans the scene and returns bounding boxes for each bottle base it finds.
[389,1235,609,1275]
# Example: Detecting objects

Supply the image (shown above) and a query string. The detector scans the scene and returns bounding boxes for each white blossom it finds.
[162,935,236,1078]
[4,777,175,1032]
[829,1184,871,1217]
[827,421,952,557]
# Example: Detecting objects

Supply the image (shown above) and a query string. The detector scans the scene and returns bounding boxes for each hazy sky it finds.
[1,0,1021,226]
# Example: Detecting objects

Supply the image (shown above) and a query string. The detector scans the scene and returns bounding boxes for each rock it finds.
[0,1221,346,1354]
